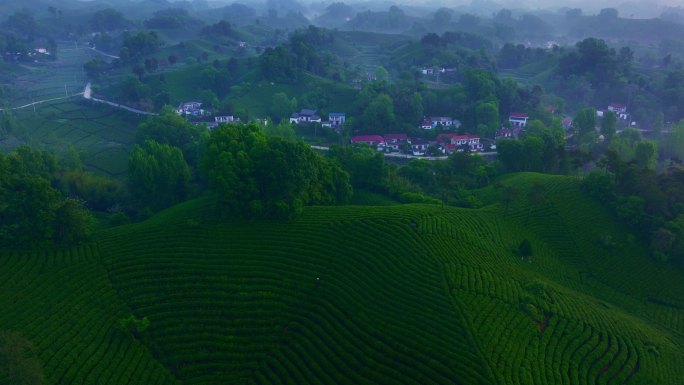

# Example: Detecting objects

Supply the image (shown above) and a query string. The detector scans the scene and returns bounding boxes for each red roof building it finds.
[384,133,408,143]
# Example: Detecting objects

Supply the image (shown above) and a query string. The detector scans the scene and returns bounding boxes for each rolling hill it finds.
[2,173,684,384]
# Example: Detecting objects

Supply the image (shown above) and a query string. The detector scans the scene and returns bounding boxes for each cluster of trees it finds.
[420,31,494,53]
[119,31,161,64]
[90,8,129,32]
[201,124,352,219]
[497,43,552,69]
[259,26,341,83]
[200,21,238,39]
[129,141,190,214]
[2,11,37,38]
[346,66,545,138]
[558,38,633,92]
[583,145,684,264]
[497,119,567,174]
[396,148,496,207]
[117,75,170,109]
[346,6,410,32]
[126,108,207,214]
[326,143,496,207]
[144,9,196,29]
[84,58,111,80]
[0,147,95,248]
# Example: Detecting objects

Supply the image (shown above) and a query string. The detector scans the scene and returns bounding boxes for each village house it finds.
[329,112,346,126]
[429,117,461,129]
[607,103,629,120]
[322,112,346,129]
[176,101,205,116]
[509,112,529,128]
[409,138,430,156]
[607,103,627,114]
[418,117,461,130]
[290,109,322,124]
[420,120,433,130]
[437,133,483,152]
[189,113,240,128]
[383,133,409,152]
[351,135,385,148]
[495,128,513,140]
[421,67,453,75]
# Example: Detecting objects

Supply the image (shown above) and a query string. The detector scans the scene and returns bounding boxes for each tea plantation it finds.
[2,173,684,384]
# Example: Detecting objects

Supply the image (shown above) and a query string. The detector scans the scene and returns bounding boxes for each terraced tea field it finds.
[2,173,684,384]
[5,42,91,109]
[8,101,143,177]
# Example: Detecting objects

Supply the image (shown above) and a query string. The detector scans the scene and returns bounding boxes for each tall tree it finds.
[573,108,597,137]
[600,110,617,140]
[136,107,206,167]
[361,94,395,133]
[633,141,658,170]
[128,140,191,213]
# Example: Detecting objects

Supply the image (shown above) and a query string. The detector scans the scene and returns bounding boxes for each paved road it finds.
[0,93,84,111]
[311,145,496,160]
[0,81,153,117]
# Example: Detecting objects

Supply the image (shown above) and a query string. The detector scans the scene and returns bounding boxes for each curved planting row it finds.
[99,208,495,384]
[0,246,177,385]
[443,252,684,384]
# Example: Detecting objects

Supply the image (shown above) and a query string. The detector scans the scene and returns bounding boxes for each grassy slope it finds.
[2,173,684,384]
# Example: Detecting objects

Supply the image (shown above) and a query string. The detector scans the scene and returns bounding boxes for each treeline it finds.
[202,124,352,219]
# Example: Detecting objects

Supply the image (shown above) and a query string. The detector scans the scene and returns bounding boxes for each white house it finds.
[215,115,239,123]
[177,101,204,116]
[409,138,430,155]
[290,109,322,124]
[323,112,345,129]
[437,134,483,152]
[607,103,629,120]
[509,112,529,128]
[329,112,346,126]
[429,117,460,129]
[383,133,408,152]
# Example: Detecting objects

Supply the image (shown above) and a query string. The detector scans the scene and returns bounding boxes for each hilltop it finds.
[2,173,684,384]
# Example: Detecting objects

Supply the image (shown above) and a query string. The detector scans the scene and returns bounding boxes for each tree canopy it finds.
[201,124,351,219]
[128,140,191,213]
[0,147,92,248]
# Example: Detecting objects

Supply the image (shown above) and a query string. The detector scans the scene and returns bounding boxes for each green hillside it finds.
[2,173,684,384]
